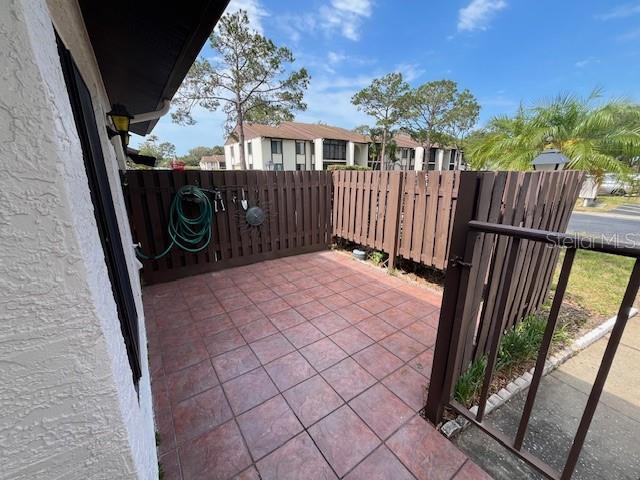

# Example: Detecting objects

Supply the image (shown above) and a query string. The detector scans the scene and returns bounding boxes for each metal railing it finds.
[430,220,640,479]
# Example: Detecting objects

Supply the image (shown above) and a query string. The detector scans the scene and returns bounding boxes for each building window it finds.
[247,142,252,155]
[426,148,437,171]
[448,149,458,170]
[273,163,284,171]
[323,139,347,160]
[271,139,282,154]
[296,163,305,171]
[296,141,305,155]
[311,143,315,156]
[402,149,408,159]
[448,151,456,170]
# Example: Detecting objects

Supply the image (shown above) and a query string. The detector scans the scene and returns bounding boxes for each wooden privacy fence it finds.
[423,171,640,480]
[123,170,333,284]
[429,170,584,382]
[332,170,459,270]
[333,169,584,373]
[453,170,583,374]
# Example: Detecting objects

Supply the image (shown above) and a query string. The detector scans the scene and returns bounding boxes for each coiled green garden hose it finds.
[135,185,213,260]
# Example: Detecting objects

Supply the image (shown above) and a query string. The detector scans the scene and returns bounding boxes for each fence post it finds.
[387,172,405,270]
[424,171,481,424]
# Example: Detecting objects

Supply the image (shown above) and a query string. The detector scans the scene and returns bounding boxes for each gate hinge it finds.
[449,256,473,269]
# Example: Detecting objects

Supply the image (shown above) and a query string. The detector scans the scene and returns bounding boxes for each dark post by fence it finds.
[386,172,404,269]
[424,171,481,424]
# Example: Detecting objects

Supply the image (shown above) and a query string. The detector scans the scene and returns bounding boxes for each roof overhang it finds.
[79,0,229,135]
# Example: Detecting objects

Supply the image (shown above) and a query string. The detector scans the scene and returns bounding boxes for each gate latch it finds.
[449,256,473,269]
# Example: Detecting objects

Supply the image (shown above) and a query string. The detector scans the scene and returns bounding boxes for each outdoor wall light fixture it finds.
[106,104,133,147]
[532,138,570,171]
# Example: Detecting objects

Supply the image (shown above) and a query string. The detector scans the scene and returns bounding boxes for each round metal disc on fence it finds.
[246,206,266,226]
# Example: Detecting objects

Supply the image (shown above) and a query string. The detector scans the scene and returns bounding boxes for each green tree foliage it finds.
[353,125,400,170]
[352,73,409,171]
[465,90,640,181]
[137,134,176,168]
[401,80,480,158]
[179,146,224,166]
[172,10,310,169]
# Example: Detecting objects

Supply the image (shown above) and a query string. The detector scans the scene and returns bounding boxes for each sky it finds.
[131,0,640,155]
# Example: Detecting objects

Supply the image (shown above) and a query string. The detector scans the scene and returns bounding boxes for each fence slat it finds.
[157,171,183,272]
[375,173,389,250]
[411,173,428,263]
[434,172,455,269]
[422,171,440,265]
[367,172,379,245]
[401,172,417,258]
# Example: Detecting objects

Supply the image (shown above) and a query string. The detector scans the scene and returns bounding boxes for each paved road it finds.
[611,203,640,217]
[567,211,640,243]
[455,316,640,480]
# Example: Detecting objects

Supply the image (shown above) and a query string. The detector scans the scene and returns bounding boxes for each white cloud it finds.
[283,0,373,42]
[321,0,372,41]
[617,27,640,41]
[332,0,372,16]
[226,0,269,33]
[458,0,507,32]
[394,63,425,82]
[328,51,348,64]
[596,2,640,20]
[295,72,373,127]
[574,57,599,68]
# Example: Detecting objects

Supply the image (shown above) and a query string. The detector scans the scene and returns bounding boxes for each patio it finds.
[144,250,490,479]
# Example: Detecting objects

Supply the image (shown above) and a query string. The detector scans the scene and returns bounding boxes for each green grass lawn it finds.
[552,249,637,319]
[574,195,640,213]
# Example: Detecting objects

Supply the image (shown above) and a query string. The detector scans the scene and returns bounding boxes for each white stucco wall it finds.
[353,143,368,167]
[280,139,295,170]
[436,149,445,171]
[415,147,425,171]
[314,138,324,170]
[0,0,156,478]
[250,137,264,170]
[225,143,241,169]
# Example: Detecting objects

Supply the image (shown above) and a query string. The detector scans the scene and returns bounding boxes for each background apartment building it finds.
[224,122,464,171]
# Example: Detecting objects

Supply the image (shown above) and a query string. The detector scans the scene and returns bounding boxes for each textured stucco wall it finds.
[0,0,156,478]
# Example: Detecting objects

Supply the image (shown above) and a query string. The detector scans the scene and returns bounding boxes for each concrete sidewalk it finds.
[455,316,640,479]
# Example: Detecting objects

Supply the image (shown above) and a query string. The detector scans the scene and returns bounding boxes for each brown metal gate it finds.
[425,171,640,479]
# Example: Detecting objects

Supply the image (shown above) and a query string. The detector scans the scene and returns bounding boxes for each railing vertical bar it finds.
[560,258,640,480]
[514,247,577,450]
[476,236,521,422]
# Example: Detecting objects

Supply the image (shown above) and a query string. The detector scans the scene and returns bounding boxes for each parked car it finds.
[597,174,639,196]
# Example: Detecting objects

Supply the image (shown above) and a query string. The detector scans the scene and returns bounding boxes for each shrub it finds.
[326,164,371,171]
[454,357,487,406]
[369,250,386,265]
[454,314,569,406]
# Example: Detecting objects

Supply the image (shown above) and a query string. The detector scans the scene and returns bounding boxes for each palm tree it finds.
[466,90,640,183]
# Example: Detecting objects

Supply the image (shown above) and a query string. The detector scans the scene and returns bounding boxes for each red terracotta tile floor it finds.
[144,251,490,480]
